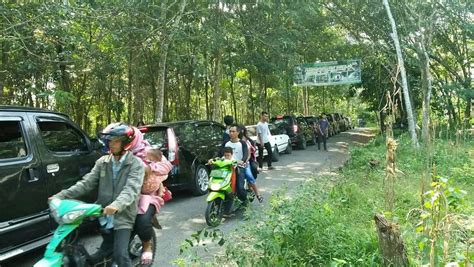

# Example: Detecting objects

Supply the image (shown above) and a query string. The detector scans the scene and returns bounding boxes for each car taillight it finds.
[167,128,179,165]
[139,127,148,133]
[293,124,298,133]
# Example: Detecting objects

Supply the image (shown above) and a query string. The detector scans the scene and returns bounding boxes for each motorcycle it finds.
[205,159,254,227]
[34,198,156,267]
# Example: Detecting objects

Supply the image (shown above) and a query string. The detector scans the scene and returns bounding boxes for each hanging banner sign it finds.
[293,60,361,86]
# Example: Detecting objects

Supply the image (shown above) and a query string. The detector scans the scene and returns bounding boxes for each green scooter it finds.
[34,199,154,267]
[205,159,254,227]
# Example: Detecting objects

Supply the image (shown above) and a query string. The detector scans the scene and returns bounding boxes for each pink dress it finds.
[129,126,173,214]
[137,158,172,214]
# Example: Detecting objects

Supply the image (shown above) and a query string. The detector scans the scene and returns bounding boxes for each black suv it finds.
[270,115,314,149]
[0,106,102,262]
[140,120,225,196]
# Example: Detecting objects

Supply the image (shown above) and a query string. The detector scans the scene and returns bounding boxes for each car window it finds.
[271,117,292,126]
[195,124,213,142]
[246,126,257,136]
[0,121,28,160]
[296,117,307,125]
[269,124,280,135]
[37,121,88,153]
[174,124,194,143]
[210,125,224,141]
[143,128,167,148]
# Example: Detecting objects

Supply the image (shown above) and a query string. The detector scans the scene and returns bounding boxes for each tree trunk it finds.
[211,53,222,121]
[229,74,237,122]
[155,42,168,123]
[383,0,419,148]
[303,87,309,116]
[286,78,291,115]
[0,39,7,105]
[374,214,409,266]
[127,50,133,124]
[154,0,187,123]
[419,43,432,144]
[249,72,255,124]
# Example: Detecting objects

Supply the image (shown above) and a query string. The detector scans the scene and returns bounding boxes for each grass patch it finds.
[177,132,473,266]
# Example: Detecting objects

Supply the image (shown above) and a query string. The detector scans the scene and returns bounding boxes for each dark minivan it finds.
[139,120,225,196]
[270,115,315,149]
[0,106,102,262]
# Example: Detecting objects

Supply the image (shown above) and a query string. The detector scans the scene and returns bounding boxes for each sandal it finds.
[141,251,153,265]
[256,195,263,203]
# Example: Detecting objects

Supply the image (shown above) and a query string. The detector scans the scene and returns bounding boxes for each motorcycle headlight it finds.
[62,210,86,224]
[50,208,61,224]
[210,183,222,191]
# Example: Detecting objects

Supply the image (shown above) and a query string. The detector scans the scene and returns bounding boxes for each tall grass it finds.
[178,131,473,266]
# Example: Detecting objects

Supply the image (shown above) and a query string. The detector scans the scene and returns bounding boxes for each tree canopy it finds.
[1,1,472,137]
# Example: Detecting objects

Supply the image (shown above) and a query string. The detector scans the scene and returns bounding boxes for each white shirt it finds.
[256,121,271,144]
[225,140,244,161]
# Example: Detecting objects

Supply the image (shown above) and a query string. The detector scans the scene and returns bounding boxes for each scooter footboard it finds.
[33,252,63,267]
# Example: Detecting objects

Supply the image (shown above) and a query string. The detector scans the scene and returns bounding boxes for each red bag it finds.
[162,186,172,202]
[230,166,237,193]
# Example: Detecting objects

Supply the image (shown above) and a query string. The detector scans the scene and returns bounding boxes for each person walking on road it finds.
[256,111,274,170]
[318,115,329,151]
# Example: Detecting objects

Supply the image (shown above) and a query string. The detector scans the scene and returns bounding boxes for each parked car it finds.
[343,116,354,130]
[270,115,314,149]
[245,124,291,162]
[139,120,225,196]
[333,113,348,132]
[326,113,339,136]
[299,116,319,140]
[0,106,102,262]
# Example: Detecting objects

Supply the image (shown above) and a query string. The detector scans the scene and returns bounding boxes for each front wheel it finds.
[205,198,224,227]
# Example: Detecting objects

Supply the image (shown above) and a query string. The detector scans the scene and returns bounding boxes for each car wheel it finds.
[311,134,317,145]
[298,136,306,150]
[272,145,279,162]
[285,140,292,154]
[192,164,209,196]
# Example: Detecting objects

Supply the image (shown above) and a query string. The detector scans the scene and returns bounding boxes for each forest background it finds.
[0,1,472,140]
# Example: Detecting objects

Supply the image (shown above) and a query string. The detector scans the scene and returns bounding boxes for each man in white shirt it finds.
[256,111,274,170]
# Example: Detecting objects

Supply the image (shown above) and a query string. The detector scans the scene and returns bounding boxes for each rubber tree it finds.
[383,0,419,148]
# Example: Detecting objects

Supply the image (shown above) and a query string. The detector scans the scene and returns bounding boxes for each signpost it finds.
[293,60,361,86]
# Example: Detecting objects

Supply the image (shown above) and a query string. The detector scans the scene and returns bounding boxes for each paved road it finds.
[2,128,373,267]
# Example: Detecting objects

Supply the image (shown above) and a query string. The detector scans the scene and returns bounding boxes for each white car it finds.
[245,124,292,162]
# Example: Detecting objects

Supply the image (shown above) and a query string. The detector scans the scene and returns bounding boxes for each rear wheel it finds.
[271,145,279,162]
[192,164,209,196]
[298,136,307,150]
[205,198,224,227]
[285,140,292,154]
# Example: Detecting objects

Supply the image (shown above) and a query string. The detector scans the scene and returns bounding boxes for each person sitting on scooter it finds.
[208,146,234,163]
[51,122,145,267]
[136,147,172,265]
[222,124,249,210]
[239,125,263,202]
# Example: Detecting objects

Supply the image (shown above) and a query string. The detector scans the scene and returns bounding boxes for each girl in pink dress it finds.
[129,127,172,265]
